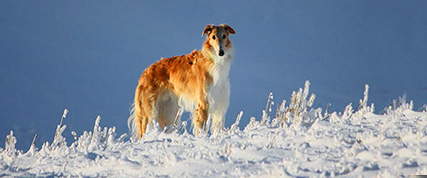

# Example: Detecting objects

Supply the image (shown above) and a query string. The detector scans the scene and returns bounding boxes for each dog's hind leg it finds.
[157,91,180,132]
[134,84,159,139]
[133,85,148,139]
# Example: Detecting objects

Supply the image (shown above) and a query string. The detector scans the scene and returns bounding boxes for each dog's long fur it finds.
[128,24,236,139]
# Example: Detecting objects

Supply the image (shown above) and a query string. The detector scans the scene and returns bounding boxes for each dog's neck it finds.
[201,43,233,86]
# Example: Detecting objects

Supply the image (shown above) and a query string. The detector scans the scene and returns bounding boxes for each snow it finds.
[1,82,426,177]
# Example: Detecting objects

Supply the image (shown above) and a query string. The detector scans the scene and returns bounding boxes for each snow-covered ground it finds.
[1,82,426,177]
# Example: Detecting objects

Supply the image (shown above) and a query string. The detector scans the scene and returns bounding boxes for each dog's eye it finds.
[212,35,216,40]
[223,35,226,39]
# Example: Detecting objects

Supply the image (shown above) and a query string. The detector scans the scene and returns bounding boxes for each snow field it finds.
[1,81,426,177]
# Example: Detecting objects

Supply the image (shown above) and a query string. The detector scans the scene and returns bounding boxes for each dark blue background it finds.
[1,1,426,150]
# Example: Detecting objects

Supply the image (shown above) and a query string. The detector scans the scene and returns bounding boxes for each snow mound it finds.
[1,81,426,177]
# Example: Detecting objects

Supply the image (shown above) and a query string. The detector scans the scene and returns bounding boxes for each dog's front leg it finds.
[193,98,209,136]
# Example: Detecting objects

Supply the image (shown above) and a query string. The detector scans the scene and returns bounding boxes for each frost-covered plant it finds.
[352,84,374,120]
[52,109,69,148]
[227,111,243,135]
[172,107,184,131]
[51,125,67,148]
[261,92,274,125]
[4,131,17,153]
[341,104,354,122]
[276,80,317,127]
[72,115,124,153]
[1,131,19,164]
[328,84,374,123]
[253,81,320,131]
[357,84,370,111]
[25,134,38,156]
[244,117,261,132]
[385,95,414,115]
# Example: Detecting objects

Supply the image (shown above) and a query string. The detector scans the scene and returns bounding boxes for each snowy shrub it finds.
[0,131,19,164]
[274,81,320,130]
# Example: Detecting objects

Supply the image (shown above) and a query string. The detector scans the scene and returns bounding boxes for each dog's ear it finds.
[202,24,215,37]
[220,24,236,34]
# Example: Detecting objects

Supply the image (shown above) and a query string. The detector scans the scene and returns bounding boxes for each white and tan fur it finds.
[128,24,236,139]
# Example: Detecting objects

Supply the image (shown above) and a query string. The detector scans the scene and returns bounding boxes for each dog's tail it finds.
[127,102,137,140]
[128,85,144,140]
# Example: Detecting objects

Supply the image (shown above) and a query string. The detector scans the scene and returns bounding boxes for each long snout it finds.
[218,44,224,56]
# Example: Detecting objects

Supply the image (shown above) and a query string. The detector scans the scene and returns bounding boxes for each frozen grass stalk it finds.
[5,130,17,152]
[25,133,38,156]
[358,84,369,110]
[60,109,69,127]
[173,107,183,129]
[323,103,331,120]
[267,131,281,148]
[93,115,101,135]
[300,81,310,111]
[262,93,274,123]
[31,133,38,146]
[54,109,69,141]
[265,92,273,116]
[276,100,286,119]
[228,111,243,134]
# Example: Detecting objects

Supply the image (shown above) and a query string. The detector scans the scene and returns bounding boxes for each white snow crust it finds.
[1,82,426,177]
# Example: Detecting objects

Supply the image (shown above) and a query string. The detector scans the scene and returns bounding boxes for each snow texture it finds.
[1,82,426,177]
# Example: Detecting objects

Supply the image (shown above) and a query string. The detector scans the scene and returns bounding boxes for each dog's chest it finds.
[207,61,231,108]
[179,57,231,112]
[209,62,230,86]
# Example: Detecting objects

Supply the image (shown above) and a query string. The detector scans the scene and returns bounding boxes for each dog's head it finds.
[202,24,235,57]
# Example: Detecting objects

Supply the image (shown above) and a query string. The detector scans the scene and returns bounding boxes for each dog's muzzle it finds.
[219,49,225,56]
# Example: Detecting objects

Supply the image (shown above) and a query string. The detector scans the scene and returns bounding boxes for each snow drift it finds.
[1,81,426,177]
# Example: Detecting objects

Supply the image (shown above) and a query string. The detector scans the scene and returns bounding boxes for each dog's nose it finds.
[219,50,224,56]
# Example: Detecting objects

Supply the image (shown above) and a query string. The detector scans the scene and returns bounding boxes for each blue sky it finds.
[1,1,426,149]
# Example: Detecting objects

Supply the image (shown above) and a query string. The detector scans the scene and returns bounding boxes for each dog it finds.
[128,24,236,139]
